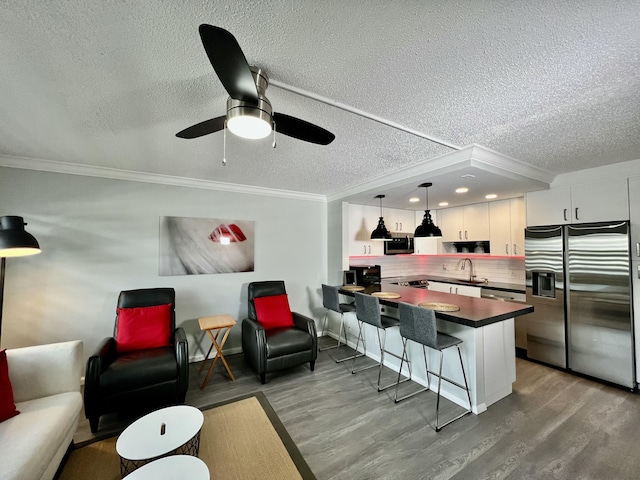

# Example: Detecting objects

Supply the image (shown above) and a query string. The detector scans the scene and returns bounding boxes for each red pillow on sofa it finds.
[253,294,294,330]
[0,349,20,423]
[116,303,172,353]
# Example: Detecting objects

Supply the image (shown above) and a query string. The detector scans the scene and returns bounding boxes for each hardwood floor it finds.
[75,340,640,479]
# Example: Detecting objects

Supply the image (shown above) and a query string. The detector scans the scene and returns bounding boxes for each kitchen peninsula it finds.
[338,282,533,414]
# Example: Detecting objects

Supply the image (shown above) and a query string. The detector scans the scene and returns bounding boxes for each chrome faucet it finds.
[461,258,475,282]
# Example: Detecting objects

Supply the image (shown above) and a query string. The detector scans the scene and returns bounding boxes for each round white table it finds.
[124,455,209,480]
[116,405,204,476]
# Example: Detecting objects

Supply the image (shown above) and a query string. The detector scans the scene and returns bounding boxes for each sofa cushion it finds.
[116,303,172,352]
[253,294,294,330]
[0,349,19,423]
[265,327,313,358]
[0,391,82,480]
[100,346,178,395]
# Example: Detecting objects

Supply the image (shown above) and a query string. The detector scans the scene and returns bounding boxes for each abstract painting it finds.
[159,216,255,275]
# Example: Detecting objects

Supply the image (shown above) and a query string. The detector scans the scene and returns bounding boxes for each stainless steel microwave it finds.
[384,235,414,255]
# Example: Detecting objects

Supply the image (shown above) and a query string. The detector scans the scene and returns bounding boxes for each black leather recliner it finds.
[84,288,188,432]
[242,281,317,384]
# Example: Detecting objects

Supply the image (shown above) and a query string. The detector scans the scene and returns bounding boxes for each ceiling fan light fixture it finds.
[414,182,443,238]
[226,97,273,139]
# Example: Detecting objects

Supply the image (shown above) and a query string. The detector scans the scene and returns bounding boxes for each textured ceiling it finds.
[1,1,639,209]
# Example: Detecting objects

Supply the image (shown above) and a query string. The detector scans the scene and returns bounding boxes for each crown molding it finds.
[0,154,326,203]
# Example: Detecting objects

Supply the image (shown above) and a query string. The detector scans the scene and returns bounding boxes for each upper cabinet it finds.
[489,197,525,256]
[440,203,490,242]
[348,204,384,256]
[386,208,415,233]
[526,179,629,226]
[629,176,640,262]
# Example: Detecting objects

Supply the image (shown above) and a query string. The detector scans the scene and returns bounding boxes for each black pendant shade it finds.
[414,183,443,238]
[370,195,392,241]
[0,216,41,257]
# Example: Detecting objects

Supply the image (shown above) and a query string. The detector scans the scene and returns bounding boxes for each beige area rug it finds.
[58,392,315,480]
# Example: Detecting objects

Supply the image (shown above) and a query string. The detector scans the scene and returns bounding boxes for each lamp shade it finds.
[370,194,392,241]
[226,94,273,140]
[371,217,392,240]
[414,182,442,238]
[0,216,41,257]
[414,210,442,237]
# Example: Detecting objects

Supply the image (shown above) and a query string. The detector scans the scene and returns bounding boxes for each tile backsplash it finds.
[349,255,525,285]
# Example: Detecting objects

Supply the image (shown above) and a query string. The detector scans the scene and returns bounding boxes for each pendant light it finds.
[414,183,442,237]
[370,194,392,241]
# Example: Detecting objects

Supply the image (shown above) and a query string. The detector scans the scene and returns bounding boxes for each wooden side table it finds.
[198,314,237,389]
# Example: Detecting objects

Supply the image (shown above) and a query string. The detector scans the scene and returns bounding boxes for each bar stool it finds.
[319,284,361,363]
[351,292,410,391]
[395,302,472,432]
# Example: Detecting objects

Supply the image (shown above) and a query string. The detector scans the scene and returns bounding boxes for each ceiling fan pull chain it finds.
[222,120,227,166]
[272,121,277,148]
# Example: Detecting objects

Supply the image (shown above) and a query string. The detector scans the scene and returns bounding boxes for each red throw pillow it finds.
[116,303,172,353]
[253,294,294,330]
[0,349,20,423]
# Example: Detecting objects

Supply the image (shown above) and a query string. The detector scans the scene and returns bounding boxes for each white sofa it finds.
[0,341,83,480]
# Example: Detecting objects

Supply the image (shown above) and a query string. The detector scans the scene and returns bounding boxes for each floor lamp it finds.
[0,216,41,347]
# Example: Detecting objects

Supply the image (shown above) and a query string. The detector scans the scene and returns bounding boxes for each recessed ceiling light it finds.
[485,194,498,199]
[409,197,420,203]
[455,187,469,193]
[439,202,449,207]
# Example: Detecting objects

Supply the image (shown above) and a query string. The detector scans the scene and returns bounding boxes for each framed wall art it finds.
[159,216,255,276]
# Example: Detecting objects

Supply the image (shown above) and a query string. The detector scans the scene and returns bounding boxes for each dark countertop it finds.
[339,282,533,328]
[384,275,525,294]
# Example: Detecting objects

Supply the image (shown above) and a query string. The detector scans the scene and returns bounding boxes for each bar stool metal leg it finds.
[394,339,429,402]
[319,310,342,352]
[335,313,364,363]
[375,329,411,391]
[352,320,375,374]
[433,345,472,432]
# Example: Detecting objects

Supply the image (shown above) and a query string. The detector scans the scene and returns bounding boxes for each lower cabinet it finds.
[427,281,481,297]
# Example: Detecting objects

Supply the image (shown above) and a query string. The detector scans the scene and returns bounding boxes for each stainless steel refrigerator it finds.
[525,221,636,388]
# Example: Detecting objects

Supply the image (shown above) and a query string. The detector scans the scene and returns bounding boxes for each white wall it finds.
[0,167,327,367]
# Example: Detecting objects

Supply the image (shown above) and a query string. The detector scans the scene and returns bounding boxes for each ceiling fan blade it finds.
[176,116,226,139]
[199,24,258,104]
[273,113,335,145]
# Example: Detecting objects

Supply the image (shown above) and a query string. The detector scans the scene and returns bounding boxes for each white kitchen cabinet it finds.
[526,179,629,226]
[440,204,490,242]
[427,281,481,298]
[628,176,640,262]
[489,197,525,256]
[386,208,415,233]
[414,237,441,254]
[348,204,384,256]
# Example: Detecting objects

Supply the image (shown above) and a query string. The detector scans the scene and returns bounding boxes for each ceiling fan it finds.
[176,24,335,146]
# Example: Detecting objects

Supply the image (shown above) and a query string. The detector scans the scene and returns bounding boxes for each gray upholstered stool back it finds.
[322,284,341,313]
[354,292,383,328]
[398,302,437,349]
